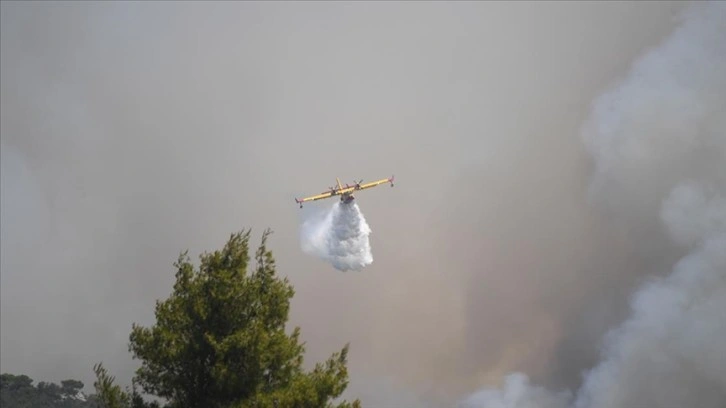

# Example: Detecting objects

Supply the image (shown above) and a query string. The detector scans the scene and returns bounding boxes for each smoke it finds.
[300,201,374,272]
[0,2,712,404]
[461,2,726,407]
[460,374,573,408]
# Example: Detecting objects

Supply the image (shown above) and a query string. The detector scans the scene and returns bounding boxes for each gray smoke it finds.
[461,374,572,408]
[461,2,726,407]
[0,2,714,404]
[300,201,374,272]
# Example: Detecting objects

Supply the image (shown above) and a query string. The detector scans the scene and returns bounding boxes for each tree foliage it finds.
[126,229,360,408]
[88,363,159,408]
[0,373,92,408]
[92,363,130,408]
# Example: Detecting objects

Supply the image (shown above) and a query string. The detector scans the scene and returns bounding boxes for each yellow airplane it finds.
[295,175,394,208]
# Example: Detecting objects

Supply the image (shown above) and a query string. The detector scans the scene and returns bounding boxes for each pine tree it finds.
[127,229,360,408]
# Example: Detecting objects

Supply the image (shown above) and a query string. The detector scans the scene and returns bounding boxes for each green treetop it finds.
[125,229,360,408]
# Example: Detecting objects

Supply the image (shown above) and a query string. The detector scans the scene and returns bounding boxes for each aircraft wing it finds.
[358,176,394,190]
[295,191,333,204]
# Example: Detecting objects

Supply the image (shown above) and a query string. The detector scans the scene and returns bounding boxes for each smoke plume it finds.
[0,2,712,404]
[462,2,726,407]
[300,201,374,272]
[461,374,572,408]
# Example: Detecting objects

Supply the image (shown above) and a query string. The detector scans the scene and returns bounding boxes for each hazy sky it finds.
[1,1,696,406]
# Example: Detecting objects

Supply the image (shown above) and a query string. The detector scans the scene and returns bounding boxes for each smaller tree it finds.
[1,374,34,391]
[0,374,36,408]
[1,373,91,408]
[62,380,84,396]
[90,363,159,408]
[92,363,130,408]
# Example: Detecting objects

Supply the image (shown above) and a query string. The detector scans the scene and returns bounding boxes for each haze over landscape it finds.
[2,1,724,407]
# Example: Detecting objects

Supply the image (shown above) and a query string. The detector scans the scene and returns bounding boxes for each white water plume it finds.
[300,201,374,272]
[461,2,726,407]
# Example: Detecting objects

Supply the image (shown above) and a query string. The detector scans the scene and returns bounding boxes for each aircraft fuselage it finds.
[341,193,355,204]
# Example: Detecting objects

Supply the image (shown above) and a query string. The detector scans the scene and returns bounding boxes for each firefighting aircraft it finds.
[295,175,394,208]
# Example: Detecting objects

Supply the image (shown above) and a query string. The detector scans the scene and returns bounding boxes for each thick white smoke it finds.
[300,201,374,272]
[461,2,726,408]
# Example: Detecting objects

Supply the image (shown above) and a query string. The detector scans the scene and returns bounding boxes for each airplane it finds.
[295,175,394,208]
